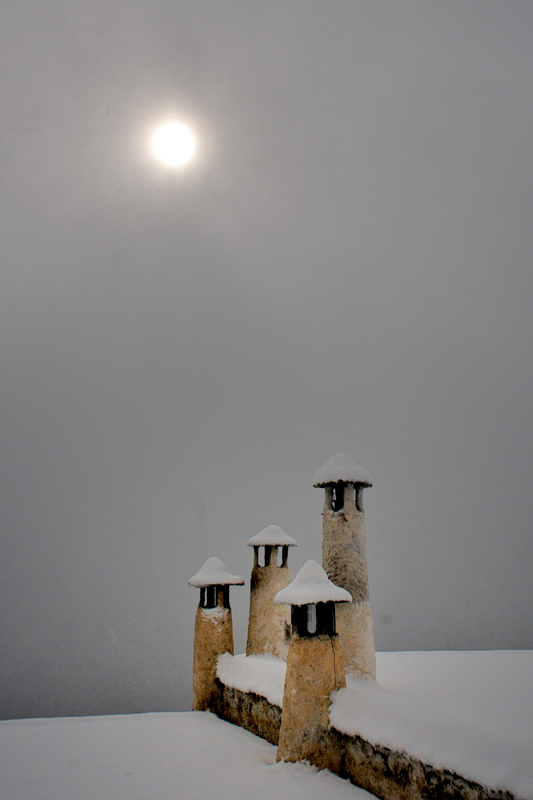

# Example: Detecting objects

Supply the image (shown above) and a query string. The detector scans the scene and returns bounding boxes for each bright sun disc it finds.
[152,123,195,166]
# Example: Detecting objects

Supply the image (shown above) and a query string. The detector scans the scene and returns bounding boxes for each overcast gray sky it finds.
[1,1,532,718]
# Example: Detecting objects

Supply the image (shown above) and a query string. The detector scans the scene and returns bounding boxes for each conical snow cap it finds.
[313,454,373,488]
[274,560,351,606]
[247,525,297,547]
[188,557,245,588]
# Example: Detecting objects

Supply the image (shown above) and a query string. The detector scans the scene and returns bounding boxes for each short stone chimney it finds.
[314,454,376,678]
[188,557,244,711]
[274,560,350,769]
[246,525,297,659]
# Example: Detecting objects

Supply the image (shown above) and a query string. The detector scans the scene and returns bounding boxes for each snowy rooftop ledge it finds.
[217,650,533,799]
[217,653,287,708]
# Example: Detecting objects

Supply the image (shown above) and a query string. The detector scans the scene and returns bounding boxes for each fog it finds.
[1,1,532,719]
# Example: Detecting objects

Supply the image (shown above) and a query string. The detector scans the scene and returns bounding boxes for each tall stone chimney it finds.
[246,525,297,659]
[274,560,350,769]
[313,454,376,678]
[188,557,244,711]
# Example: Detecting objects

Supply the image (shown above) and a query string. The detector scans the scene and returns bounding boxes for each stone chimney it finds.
[314,454,376,678]
[274,560,350,769]
[246,525,297,659]
[188,557,244,711]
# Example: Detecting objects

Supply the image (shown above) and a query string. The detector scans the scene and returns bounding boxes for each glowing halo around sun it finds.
[152,123,196,166]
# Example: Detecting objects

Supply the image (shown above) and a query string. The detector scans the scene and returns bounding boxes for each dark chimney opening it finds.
[332,482,345,512]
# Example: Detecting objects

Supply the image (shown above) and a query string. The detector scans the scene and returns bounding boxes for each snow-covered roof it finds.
[188,557,245,588]
[313,453,373,487]
[274,560,352,606]
[4,652,532,800]
[247,525,297,547]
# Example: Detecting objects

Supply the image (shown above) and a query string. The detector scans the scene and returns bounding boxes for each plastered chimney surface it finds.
[322,485,376,678]
[247,548,291,659]
[277,633,346,769]
[192,597,234,711]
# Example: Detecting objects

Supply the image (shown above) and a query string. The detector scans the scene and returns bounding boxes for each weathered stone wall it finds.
[211,680,282,745]
[212,679,519,800]
[333,729,516,800]
[322,485,376,678]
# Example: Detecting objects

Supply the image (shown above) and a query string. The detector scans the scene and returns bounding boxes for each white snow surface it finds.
[218,652,287,707]
[0,711,369,800]
[199,605,229,620]
[247,524,297,547]
[331,651,533,799]
[2,652,531,800]
[274,559,352,605]
[188,556,245,588]
[313,453,373,487]
[216,650,533,798]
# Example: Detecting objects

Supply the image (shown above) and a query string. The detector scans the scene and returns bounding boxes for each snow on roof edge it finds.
[313,453,373,487]
[274,560,352,605]
[188,557,245,588]
[247,525,297,547]
[217,653,286,708]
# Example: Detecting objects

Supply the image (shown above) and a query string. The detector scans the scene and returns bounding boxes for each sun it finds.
[152,123,196,166]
